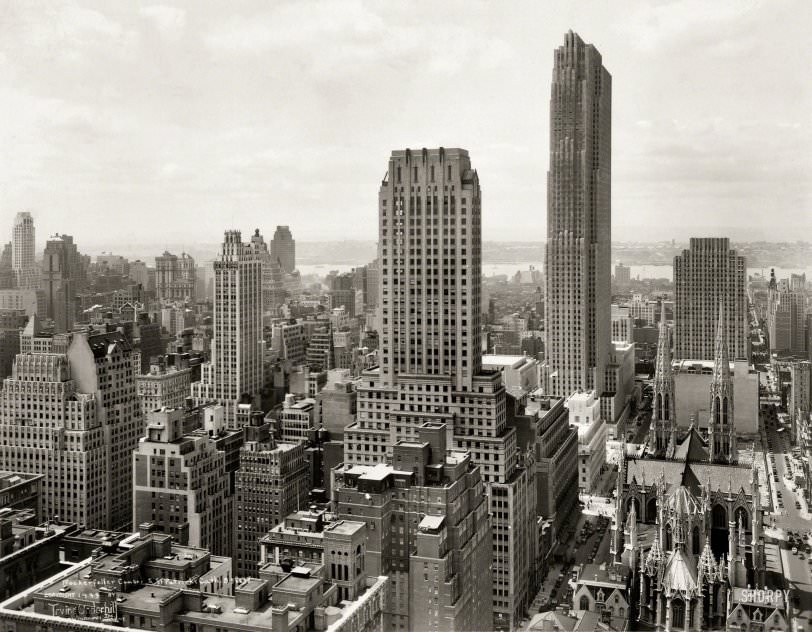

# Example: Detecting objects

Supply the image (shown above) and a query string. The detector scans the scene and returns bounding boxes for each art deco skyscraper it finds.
[377,147,481,391]
[42,234,81,333]
[270,225,296,273]
[544,31,612,398]
[12,211,39,289]
[673,237,748,360]
[345,148,535,630]
[191,230,263,425]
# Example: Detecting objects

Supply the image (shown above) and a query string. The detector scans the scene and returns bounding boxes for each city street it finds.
[762,367,812,631]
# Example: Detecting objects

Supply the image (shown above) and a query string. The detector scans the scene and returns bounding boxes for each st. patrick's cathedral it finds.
[610,306,788,631]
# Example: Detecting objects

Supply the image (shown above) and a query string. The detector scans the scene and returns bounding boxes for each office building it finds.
[191,230,263,425]
[133,408,232,557]
[344,147,535,629]
[259,509,368,602]
[611,304,634,344]
[66,330,142,530]
[317,375,357,441]
[271,225,296,273]
[278,394,316,443]
[41,234,83,333]
[11,212,38,290]
[789,361,812,443]
[544,31,612,398]
[0,530,388,632]
[306,325,334,372]
[0,352,107,527]
[154,251,196,303]
[673,238,748,361]
[249,228,286,315]
[567,390,607,494]
[334,423,492,631]
[135,360,192,418]
[614,262,631,287]
[0,289,44,316]
[602,340,635,432]
[234,414,308,577]
[526,394,578,549]
[0,309,26,380]
[767,269,807,356]
[272,319,307,365]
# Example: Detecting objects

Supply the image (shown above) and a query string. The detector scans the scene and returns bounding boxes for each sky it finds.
[1,0,811,251]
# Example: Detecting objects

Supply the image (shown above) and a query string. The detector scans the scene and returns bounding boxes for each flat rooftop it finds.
[482,354,529,368]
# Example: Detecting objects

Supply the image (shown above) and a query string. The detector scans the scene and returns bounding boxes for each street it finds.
[762,366,812,632]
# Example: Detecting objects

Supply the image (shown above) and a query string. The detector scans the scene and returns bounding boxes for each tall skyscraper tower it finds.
[191,230,263,425]
[673,237,748,361]
[270,225,296,273]
[378,147,481,391]
[345,148,535,630]
[12,211,39,289]
[42,234,81,333]
[544,31,612,398]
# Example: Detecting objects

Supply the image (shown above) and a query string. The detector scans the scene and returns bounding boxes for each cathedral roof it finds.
[662,549,698,594]
[666,486,701,516]
[625,458,752,497]
[673,426,709,462]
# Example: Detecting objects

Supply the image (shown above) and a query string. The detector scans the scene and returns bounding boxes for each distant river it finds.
[298,263,812,282]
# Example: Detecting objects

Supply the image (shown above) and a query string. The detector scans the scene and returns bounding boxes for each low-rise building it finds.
[567,390,607,494]
[0,532,387,632]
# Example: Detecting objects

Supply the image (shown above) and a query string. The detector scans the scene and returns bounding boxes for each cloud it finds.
[616,0,763,52]
[12,3,138,62]
[139,5,186,41]
[203,1,514,78]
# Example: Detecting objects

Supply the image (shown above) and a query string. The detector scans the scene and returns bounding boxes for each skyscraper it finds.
[544,31,612,398]
[673,237,748,361]
[191,230,263,425]
[233,413,308,577]
[270,225,296,273]
[133,408,232,556]
[155,251,196,303]
[11,212,39,290]
[377,147,481,390]
[0,353,108,527]
[67,330,142,530]
[42,234,82,333]
[249,229,286,316]
[345,148,535,630]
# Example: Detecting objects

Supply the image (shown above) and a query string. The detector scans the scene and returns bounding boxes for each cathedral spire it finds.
[709,300,735,463]
[650,302,675,457]
[712,301,731,384]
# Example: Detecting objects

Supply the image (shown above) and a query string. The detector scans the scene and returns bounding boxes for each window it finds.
[580,596,590,611]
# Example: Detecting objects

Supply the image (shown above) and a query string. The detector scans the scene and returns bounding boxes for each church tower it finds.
[708,302,737,463]
[649,303,676,456]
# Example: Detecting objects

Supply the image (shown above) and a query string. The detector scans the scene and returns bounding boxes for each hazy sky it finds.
[1,0,810,251]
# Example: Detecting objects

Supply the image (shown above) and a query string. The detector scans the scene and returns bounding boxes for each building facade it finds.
[334,423,492,632]
[234,414,308,577]
[343,147,536,629]
[133,408,232,557]
[155,251,196,303]
[544,31,612,398]
[673,238,748,361]
[271,225,296,274]
[191,231,264,425]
